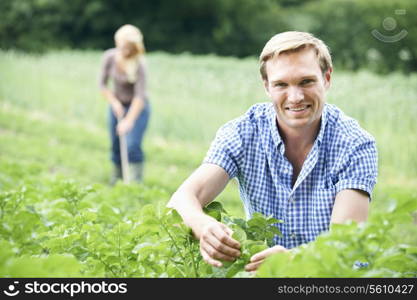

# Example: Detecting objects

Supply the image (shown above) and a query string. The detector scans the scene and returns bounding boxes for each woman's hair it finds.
[259,31,332,81]
[114,24,146,83]
[114,24,145,56]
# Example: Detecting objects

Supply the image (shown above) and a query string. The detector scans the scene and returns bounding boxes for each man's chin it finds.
[279,117,312,129]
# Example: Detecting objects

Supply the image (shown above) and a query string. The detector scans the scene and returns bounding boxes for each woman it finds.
[99,24,150,184]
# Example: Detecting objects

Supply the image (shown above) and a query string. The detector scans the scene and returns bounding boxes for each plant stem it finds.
[186,235,199,278]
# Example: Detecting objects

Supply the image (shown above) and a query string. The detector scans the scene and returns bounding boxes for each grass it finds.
[0,49,417,219]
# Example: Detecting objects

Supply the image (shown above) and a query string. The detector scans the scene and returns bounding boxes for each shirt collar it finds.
[316,103,328,145]
[268,104,282,148]
[268,102,329,148]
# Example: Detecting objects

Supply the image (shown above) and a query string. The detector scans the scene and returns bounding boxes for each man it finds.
[168,31,378,272]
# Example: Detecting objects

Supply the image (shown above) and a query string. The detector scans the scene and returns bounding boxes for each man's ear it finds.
[324,67,332,90]
[263,79,271,98]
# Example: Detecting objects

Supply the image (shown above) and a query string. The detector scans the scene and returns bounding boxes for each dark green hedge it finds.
[0,0,415,72]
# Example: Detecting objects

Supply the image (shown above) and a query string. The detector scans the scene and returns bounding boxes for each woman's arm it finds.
[101,88,125,120]
[99,50,125,119]
[116,97,145,135]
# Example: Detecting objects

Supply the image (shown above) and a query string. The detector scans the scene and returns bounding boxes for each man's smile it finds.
[284,104,312,114]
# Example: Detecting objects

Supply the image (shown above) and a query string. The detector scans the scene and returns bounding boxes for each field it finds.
[0,50,416,277]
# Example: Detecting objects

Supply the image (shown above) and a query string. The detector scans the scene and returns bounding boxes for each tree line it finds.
[0,0,415,73]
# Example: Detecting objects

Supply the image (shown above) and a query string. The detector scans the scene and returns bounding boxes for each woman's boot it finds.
[130,162,144,183]
[110,164,122,185]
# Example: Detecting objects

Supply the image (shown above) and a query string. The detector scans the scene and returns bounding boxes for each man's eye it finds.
[274,82,287,87]
[301,79,314,85]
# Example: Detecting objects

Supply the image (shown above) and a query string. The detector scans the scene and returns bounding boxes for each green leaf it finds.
[245,240,268,257]
[167,209,183,224]
[247,217,266,228]
[205,201,226,213]
[397,198,417,215]
[231,218,247,229]
[231,225,247,243]
[225,260,245,278]
[220,260,234,268]
[267,217,283,225]
[205,209,221,222]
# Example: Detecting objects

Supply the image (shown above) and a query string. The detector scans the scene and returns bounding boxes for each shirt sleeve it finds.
[98,50,112,90]
[203,122,245,179]
[335,139,378,198]
[133,61,147,100]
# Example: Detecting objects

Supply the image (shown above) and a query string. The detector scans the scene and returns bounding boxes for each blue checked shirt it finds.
[203,103,378,249]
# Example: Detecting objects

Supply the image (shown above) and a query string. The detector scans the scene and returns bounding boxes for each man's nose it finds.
[287,86,304,103]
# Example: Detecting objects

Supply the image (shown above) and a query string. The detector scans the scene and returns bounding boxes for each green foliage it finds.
[0,170,280,278]
[1,0,416,72]
[203,202,282,277]
[0,0,283,57]
[257,196,417,278]
[4,253,84,277]
[298,0,417,73]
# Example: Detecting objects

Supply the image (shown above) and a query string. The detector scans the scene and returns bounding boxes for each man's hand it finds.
[245,245,288,271]
[117,118,134,136]
[167,164,236,267]
[198,218,241,268]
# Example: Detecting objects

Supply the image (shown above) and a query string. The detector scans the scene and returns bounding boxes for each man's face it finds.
[264,47,331,132]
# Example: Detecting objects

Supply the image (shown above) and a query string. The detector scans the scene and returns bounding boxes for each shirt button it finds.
[290,233,296,239]
[289,196,295,203]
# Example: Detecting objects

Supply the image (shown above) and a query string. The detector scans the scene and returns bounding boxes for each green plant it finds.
[257,196,417,278]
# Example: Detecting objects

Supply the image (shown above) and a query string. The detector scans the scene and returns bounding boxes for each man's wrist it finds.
[187,213,217,240]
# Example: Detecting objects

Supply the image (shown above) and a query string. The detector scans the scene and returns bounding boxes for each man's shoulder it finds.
[220,102,271,134]
[228,102,271,126]
[325,103,375,146]
[245,102,272,120]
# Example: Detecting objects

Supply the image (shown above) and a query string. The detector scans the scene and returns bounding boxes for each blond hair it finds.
[259,31,332,81]
[114,24,146,83]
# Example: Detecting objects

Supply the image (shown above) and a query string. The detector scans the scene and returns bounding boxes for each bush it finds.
[297,0,417,73]
[0,0,416,72]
